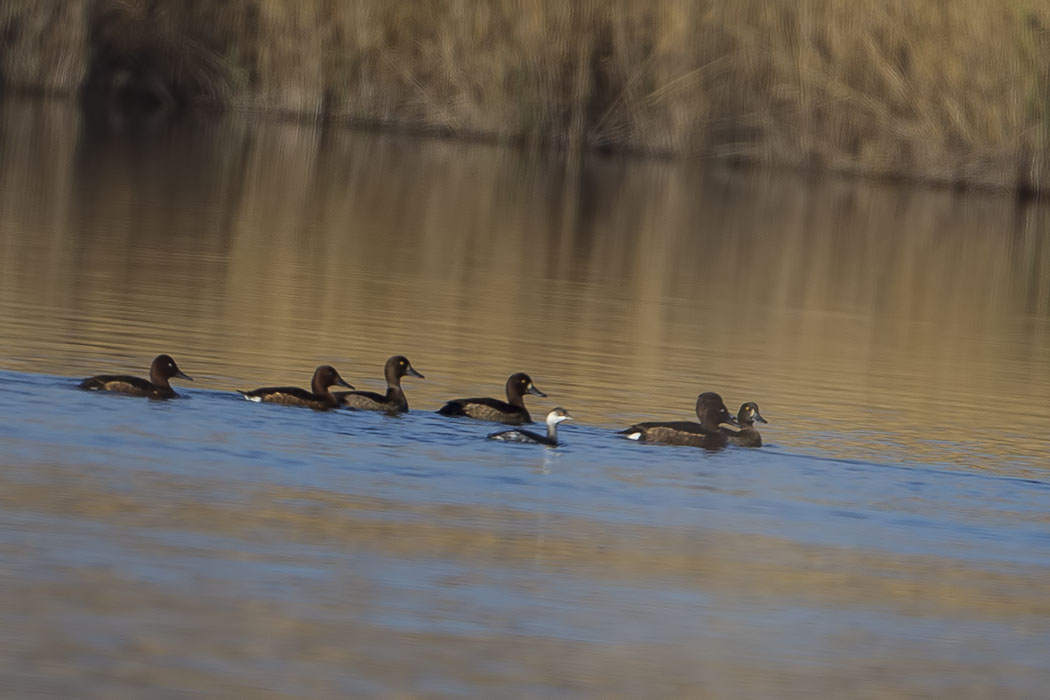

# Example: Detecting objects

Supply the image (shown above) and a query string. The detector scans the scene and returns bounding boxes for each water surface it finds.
[1,98,1049,697]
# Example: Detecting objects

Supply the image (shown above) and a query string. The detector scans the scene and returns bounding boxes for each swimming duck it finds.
[237,365,353,410]
[437,372,546,424]
[721,401,768,447]
[336,355,423,413]
[618,392,734,450]
[78,354,191,399]
[488,407,572,446]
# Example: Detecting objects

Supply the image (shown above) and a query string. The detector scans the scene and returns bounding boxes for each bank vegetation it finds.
[2,1,1049,192]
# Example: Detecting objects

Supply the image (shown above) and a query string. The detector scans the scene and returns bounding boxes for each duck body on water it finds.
[488,408,572,446]
[77,354,767,450]
[336,355,423,414]
[618,392,735,450]
[237,365,353,410]
[437,372,546,425]
[721,402,768,447]
[78,354,192,399]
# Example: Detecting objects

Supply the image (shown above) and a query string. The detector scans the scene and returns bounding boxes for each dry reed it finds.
[1,0,1048,191]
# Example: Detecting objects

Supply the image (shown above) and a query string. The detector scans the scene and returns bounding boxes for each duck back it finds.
[488,427,553,445]
[340,389,407,413]
[237,386,339,410]
[620,421,727,449]
[439,397,530,424]
[728,430,763,448]
[79,375,176,399]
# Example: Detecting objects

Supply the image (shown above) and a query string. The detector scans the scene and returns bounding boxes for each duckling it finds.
[336,355,423,413]
[619,392,734,450]
[78,354,191,399]
[489,407,572,446]
[437,372,546,425]
[237,365,353,410]
[721,401,768,447]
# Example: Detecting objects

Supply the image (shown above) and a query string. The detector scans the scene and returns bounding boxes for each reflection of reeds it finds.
[1,1,1049,189]
[3,98,1050,470]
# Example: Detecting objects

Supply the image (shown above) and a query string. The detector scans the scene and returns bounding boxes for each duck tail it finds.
[617,426,643,440]
[437,401,465,417]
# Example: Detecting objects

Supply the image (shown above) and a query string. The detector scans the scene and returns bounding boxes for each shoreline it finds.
[3,1,1048,195]
[3,88,1041,206]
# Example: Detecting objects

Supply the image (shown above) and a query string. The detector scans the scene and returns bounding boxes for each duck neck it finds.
[149,368,171,389]
[384,362,402,389]
[311,377,331,398]
[508,391,525,408]
[698,413,722,433]
[385,384,407,409]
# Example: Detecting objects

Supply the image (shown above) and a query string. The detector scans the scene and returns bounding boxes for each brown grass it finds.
[1,0,1049,191]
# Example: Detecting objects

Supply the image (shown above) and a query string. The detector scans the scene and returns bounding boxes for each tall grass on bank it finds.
[2,0,1048,191]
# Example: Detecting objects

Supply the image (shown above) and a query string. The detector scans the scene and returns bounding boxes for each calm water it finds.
[1,98,1050,697]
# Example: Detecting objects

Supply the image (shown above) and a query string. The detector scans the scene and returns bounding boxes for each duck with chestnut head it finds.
[78,354,192,399]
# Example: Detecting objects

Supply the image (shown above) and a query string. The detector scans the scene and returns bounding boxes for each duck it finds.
[721,401,768,447]
[336,355,423,413]
[618,392,734,450]
[488,407,572,446]
[437,372,546,425]
[237,365,353,410]
[78,354,192,399]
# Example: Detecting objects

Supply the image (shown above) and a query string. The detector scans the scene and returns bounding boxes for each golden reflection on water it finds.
[4,466,1047,623]
[1,98,1050,470]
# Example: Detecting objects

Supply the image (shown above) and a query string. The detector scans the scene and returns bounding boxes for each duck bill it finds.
[754,411,768,424]
[406,366,424,379]
[175,370,193,381]
[336,378,355,390]
[528,383,547,398]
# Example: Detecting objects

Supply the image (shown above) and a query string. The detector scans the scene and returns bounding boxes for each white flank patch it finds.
[625,431,641,440]
[246,395,262,403]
